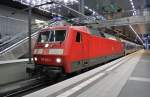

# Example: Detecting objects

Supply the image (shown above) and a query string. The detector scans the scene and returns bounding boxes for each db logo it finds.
[41,58,44,61]
[45,58,51,62]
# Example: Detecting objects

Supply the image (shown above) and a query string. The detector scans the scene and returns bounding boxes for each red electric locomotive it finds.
[32,25,124,75]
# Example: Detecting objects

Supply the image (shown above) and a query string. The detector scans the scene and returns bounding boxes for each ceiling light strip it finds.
[129,0,136,15]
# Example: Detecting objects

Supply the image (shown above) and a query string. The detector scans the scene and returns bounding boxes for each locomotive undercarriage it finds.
[26,64,64,78]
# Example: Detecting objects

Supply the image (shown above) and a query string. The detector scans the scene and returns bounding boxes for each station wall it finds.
[0,4,49,39]
[0,60,29,85]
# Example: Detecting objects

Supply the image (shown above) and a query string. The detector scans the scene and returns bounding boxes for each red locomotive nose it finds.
[33,27,67,67]
[33,42,65,66]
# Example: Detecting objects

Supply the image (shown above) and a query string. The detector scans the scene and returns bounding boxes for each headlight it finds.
[34,57,37,61]
[45,44,49,48]
[56,58,61,63]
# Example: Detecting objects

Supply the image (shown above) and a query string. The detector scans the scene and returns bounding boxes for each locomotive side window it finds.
[76,32,81,42]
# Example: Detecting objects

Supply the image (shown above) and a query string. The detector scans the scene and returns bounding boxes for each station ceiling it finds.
[85,0,149,34]
[0,0,150,43]
[85,0,145,12]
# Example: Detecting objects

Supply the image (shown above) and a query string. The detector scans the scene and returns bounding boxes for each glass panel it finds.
[104,33,117,40]
[76,32,81,42]
[49,30,66,42]
[37,31,50,43]
[37,30,66,43]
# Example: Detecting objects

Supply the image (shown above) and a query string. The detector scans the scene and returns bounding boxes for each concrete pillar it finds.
[79,0,85,14]
[144,0,150,8]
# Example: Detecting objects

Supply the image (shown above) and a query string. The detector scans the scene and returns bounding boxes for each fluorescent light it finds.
[89,9,93,11]
[93,11,96,15]
[85,6,88,9]
[129,0,136,16]
[131,2,134,6]
[64,0,69,3]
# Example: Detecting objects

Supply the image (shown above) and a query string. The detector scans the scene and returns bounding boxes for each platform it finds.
[118,50,150,97]
[24,50,150,97]
[0,59,31,85]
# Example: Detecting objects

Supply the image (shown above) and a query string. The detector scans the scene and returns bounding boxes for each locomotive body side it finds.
[67,27,124,73]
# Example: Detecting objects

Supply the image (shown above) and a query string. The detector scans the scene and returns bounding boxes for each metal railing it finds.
[0,15,48,53]
[0,15,28,38]
[0,28,40,53]
[0,15,28,51]
[0,31,39,56]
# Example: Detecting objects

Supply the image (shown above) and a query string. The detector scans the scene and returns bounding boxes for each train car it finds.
[31,25,125,76]
[121,39,143,55]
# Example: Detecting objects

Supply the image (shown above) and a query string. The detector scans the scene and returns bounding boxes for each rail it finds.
[0,76,46,97]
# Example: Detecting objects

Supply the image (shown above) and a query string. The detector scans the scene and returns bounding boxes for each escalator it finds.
[0,29,39,61]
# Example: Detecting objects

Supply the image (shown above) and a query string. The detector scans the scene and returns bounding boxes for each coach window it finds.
[76,32,81,42]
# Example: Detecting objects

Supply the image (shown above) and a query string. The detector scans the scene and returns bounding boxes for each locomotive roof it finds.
[40,25,91,34]
[39,26,121,41]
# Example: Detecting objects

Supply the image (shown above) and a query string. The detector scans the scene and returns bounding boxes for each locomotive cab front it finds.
[33,27,68,75]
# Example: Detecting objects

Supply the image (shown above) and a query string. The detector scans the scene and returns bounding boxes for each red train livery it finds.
[32,26,124,75]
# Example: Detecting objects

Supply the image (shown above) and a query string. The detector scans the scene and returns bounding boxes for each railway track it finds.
[0,73,69,97]
[0,76,49,97]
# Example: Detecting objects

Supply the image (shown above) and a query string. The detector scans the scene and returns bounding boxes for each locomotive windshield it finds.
[38,30,66,43]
